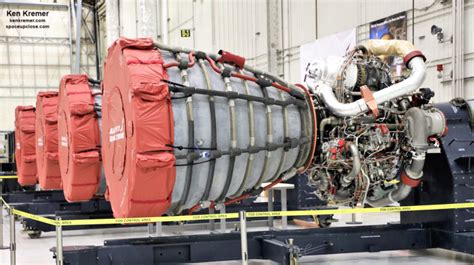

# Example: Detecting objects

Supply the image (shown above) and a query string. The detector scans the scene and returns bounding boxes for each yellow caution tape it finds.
[0,175,18,179]
[55,213,240,226]
[4,199,474,227]
[245,202,474,218]
[10,210,239,226]
[0,196,10,209]
[54,202,474,226]
[12,209,57,226]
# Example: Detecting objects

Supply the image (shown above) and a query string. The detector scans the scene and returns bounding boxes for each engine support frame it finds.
[56,223,473,265]
[55,101,474,264]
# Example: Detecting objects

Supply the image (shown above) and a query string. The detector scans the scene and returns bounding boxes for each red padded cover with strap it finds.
[58,75,101,201]
[36,92,62,190]
[102,37,176,218]
[14,106,37,186]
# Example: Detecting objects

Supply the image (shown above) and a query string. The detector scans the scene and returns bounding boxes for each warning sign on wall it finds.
[180,29,191,38]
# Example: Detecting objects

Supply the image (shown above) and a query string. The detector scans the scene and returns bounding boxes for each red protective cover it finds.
[14,106,38,186]
[102,38,176,218]
[36,92,62,190]
[58,75,101,202]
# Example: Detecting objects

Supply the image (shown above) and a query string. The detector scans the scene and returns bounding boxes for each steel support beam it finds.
[137,0,158,38]
[105,0,120,47]
[59,224,435,265]
[74,0,83,74]
[160,0,168,44]
[266,0,280,74]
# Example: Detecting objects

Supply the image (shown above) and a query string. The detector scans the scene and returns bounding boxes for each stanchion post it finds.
[9,207,15,265]
[281,188,288,229]
[156,221,162,237]
[346,206,362,225]
[56,217,63,265]
[1,196,4,249]
[220,204,226,233]
[239,211,248,265]
[268,189,274,230]
[147,223,154,236]
[209,206,215,232]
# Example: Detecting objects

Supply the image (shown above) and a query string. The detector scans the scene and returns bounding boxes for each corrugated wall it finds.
[2,0,472,132]
[294,0,473,102]
[461,1,474,99]
[355,0,474,102]
[165,0,317,76]
[279,0,317,81]
[118,0,158,38]
[317,0,414,38]
[167,0,269,69]
[0,0,97,130]
[161,0,473,103]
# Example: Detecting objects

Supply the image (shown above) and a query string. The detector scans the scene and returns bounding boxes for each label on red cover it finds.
[109,120,125,142]
[61,136,68,147]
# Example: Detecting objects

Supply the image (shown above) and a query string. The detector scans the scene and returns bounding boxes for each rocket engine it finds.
[9,30,448,220]
[96,38,444,217]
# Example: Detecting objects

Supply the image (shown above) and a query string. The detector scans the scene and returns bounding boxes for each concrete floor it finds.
[1,210,473,265]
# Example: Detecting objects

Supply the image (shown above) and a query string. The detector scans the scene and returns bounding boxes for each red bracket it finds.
[360,85,379,118]
[401,171,421,188]
[217,50,245,69]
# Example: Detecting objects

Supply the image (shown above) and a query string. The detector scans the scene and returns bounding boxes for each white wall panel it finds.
[191,0,212,51]
[162,0,474,98]
[280,0,317,80]
[164,0,268,69]
[317,0,358,38]
[295,0,472,103]
[168,0,194,49]
[413,6,455,102]
[119,0,137,37]
[0,98,35,132]
[213,0,265,58]
[0,0,97,130]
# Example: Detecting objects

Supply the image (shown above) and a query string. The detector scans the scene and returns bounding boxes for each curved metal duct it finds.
[314,40,427,117]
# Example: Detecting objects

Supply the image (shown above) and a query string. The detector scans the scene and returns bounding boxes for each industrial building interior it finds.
[0,0,474,264]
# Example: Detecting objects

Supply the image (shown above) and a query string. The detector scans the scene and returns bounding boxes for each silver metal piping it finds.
[341,143,361,187]
[366,183,414,208]
[366,106,445,207]
[366,156,424,208]
[316,57,426,117]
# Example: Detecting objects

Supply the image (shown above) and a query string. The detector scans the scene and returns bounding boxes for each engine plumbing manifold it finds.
[305,39,446,207]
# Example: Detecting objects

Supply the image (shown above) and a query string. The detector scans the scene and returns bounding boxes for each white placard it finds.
[299,28,357,82]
